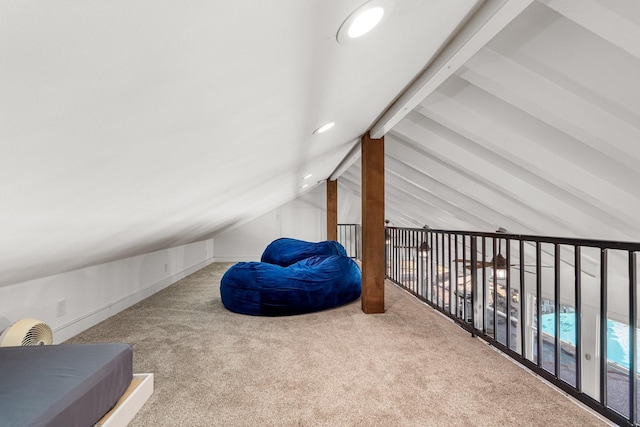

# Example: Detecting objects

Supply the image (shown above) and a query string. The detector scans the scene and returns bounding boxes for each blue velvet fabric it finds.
[220,255,361,316]
[261,237,348,267]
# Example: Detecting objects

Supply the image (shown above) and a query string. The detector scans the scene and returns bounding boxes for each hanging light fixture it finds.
[419,241,430,257]
[492,228,507,279]
[385,219,391,243]
[493,253,507,279]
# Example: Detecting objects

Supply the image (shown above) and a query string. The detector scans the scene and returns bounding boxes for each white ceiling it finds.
[0,0,481,286]
[3,0,638,288]
[340,0,640,243]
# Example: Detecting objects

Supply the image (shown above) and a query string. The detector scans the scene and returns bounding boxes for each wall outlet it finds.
[57,299,66,317]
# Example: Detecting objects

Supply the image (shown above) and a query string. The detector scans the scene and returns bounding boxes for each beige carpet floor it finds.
[67,262,611,426]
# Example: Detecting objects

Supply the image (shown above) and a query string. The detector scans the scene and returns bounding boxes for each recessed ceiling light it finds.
[301,183,309,189]
[337,0,394,44]
[313,122,335,135]
[302,174,313,180]
[348,7,383,38]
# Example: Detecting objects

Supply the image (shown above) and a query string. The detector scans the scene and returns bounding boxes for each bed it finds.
[0,343,135,427]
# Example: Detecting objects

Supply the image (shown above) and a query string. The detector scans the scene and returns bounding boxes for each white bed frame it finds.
[95,373,154,427]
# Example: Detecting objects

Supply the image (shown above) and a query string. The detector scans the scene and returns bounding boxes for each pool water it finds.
[540,312,635,370]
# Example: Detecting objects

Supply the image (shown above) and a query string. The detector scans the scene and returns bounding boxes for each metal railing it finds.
[337,224,361,260]
[385,226,640,427]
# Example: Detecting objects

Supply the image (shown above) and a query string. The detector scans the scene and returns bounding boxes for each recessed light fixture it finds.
[313,122,335,135]
[337,0,394,44]
[301,183,309,189]
[348,6,383,38]
[302,174,313,180]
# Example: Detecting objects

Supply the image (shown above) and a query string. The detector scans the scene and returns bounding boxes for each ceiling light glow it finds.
[303,174,313,180]
[313,122,335,134]
[347,7,384,38]
[336,0,394,44]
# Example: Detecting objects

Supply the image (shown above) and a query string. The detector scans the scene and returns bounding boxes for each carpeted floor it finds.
[67,262,611,426]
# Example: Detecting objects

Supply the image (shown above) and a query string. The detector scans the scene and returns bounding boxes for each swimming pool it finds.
[540,312,635,370]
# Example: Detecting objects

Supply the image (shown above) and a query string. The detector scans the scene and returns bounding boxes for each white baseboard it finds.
[212,256,258,263]
[56,258,215,342]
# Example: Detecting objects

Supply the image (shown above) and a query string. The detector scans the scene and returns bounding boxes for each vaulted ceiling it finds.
[340,0,640,243]
[2,0,638,287]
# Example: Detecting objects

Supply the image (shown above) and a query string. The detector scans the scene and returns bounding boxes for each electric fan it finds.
[0,317,54,347]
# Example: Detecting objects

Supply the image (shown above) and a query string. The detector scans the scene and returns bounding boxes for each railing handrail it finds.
[384,225,639,427]
[336,224,361,260]
[388,227,640,251]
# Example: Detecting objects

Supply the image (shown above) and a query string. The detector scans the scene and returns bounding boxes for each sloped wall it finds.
[213,184,328,262]
[0,182,361,343]
[338,181,361,225]
[0,239,213,343]
[213,181,364,262]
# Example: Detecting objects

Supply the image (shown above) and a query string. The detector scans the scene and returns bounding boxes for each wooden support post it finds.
[361,132,385,314]
[326,179,338,241]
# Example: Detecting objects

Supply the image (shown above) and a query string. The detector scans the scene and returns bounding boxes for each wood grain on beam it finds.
[326,179,337,241]
[361,132,385,314]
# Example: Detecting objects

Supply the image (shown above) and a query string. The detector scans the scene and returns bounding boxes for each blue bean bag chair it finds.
[220,255,361,316]
[261,237,348,267]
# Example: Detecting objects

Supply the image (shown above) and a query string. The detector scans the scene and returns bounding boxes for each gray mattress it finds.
[0,343,133,427]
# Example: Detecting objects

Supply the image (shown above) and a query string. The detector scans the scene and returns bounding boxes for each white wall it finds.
[214,184,328,262]
[338,181,361,224]
[0,181,355,343]
[0,239,213,343]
